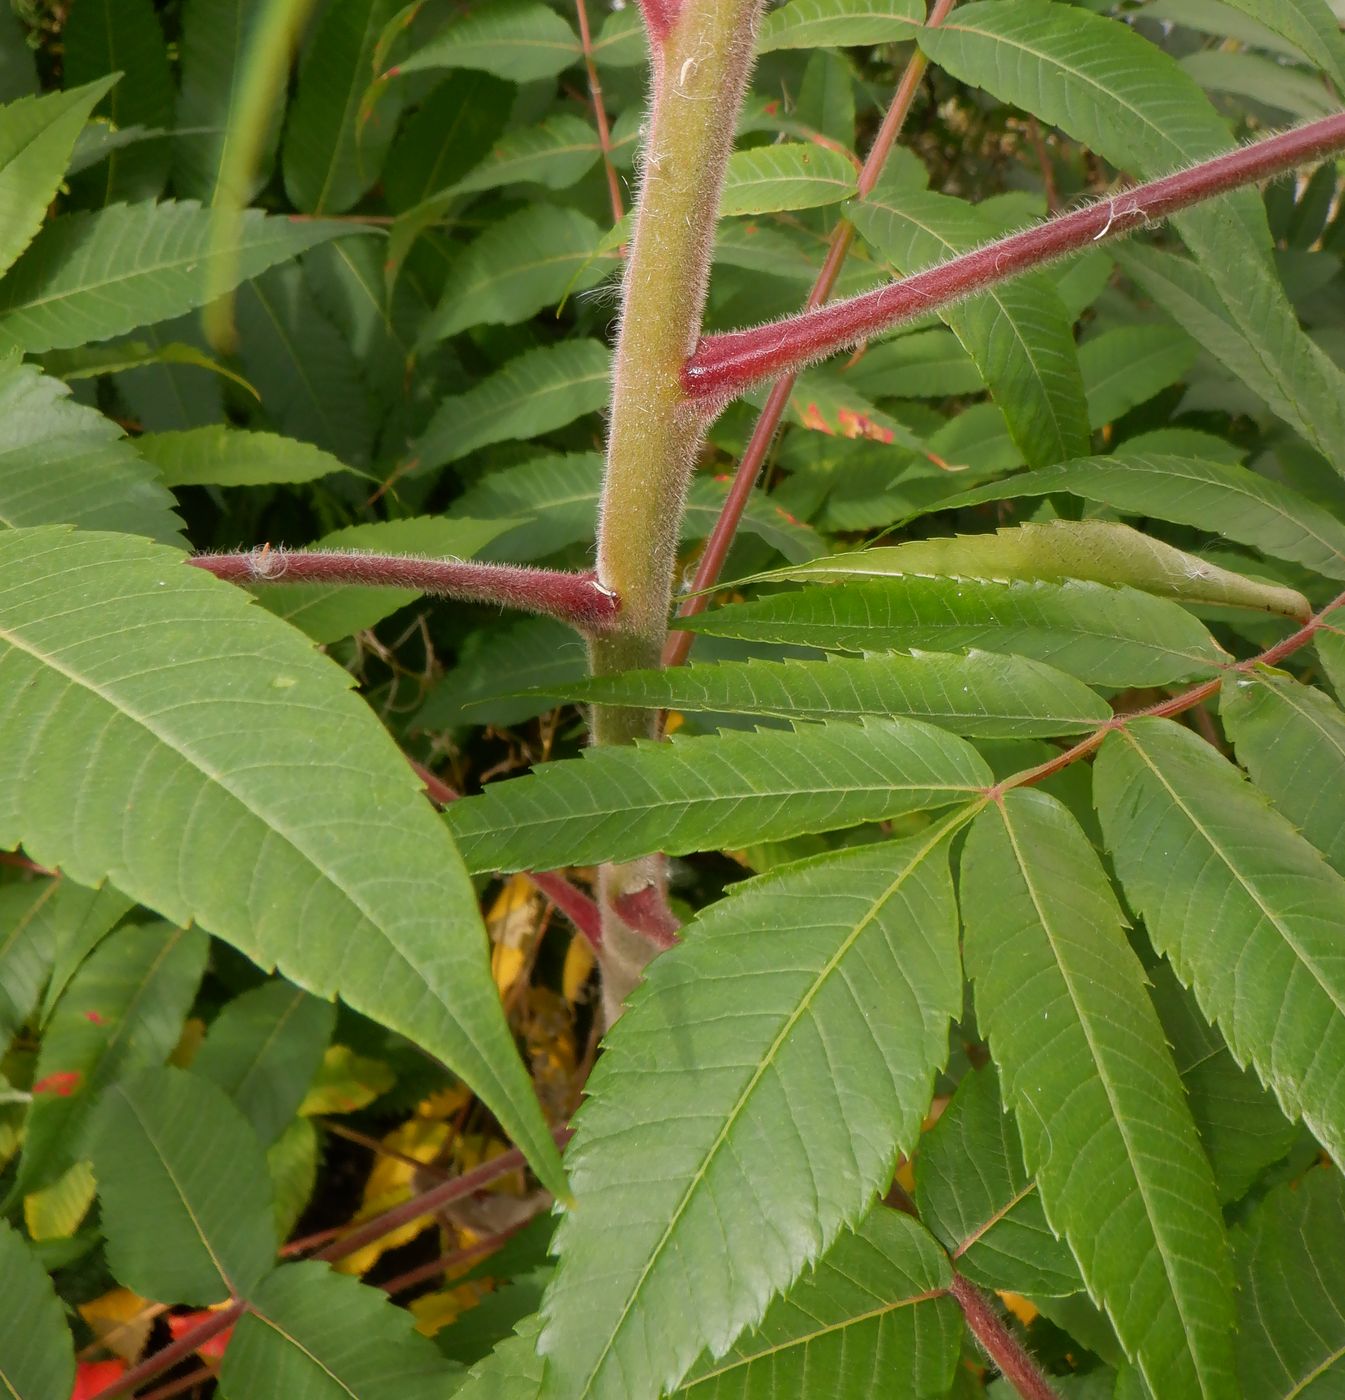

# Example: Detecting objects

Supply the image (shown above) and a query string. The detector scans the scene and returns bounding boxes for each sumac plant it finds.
[3,0,1345,1396]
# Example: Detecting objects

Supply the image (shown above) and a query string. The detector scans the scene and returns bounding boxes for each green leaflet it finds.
[415,340,611,474]
[0,78,118,280]
[0,877,130,1057]
[1221,668,1345,876]
[253,515,513,644]
[445,716,990,873]
[0,527,565,1198]
[719,143,858,216]
[453,452,822,565]
[1147,960,1299,1206]
[761,522,1311,620]
[539,827,967,1399]
[192,981,336,1147]
[941,453,1345,581]
[756,0,924,52]
[916,0,1345,466]
[1117,242,1345,471]
[268,1117,319,1242]
[915,1066,1081,1297]
[1217,0,1345,91]
[0,359,184,545]
[0,202,368,354]
[282,0,404,215]
[0,1220,75,1400]
[234,263,376,466]
[415,617,588,733]
[539,650,1112,738]
[173,0,283,201]
[16,920,208,1200]
[62,0,173,203]
[452,1315,545,1400]
[684,576,1226,687]
[1079,325,1198,429]
[220,1261,458,1398]
[679,1209,962,1398]
[849,179,1090,469]
[86,1067,277,1306]
[1095,718,1345,1167]
[1181,49,1339,122]
[396,0,581,83]
[422,204,615,345]
[960,790,1235,1397]
[137,426,357,489]
[1319,625,1345,701]
[1234,1168,1345,1397]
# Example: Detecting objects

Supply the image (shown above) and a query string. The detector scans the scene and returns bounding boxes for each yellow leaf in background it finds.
[408,1282,486,1337]
[492,942,527,996]
[1000,1292,1040,1326]
[488,874,541,996]
[299,1044,395,1116]
[416,1083,471,1120]
[664,710,684,734]
[78,1288,154,1363]
[25,1159,95,1239]
[562,935,595,1005]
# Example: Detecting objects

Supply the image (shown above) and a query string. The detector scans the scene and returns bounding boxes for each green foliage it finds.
[2,2,1343,1396]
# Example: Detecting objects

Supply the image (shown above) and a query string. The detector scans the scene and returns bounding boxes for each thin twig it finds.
[663,0,957,666]
[575,0,625,226]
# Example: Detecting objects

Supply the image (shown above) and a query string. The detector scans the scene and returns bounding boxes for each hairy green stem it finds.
[589,0,764,1016]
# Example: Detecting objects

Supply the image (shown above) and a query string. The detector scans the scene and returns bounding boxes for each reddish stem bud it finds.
[189,549,621,636]
[638,0,683,42]
[611,882,681,949]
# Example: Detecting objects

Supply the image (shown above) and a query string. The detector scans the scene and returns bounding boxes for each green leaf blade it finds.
[0,203,368,354]
[941,453,1345,581]
[1234,1168,1345,1398]
[0,78,120,280]
[396,0,580,83]
[0,527,564,1197]
[1095,718,1345,1167]
[757,0,923,52]
[220,1260,457,1398]
[541,650,1112,738]
[849,182,1089,469]
[86,1066,277,1305]
[0,1220,76,1400]
[540,829,966,1399]
[1221,669,1345,876]
[719,143,858,217]
[680,1208,963,1398]
[685,577,1226,687]
[416,340,610,475]
[960,790,1236,1396]
[445,717,990,872]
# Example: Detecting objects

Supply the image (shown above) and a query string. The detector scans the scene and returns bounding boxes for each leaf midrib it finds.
[998,800,1213,1394]
[571,807,975,1396]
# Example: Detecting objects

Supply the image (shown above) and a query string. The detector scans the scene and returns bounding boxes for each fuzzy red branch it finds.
[574,0,625,226]
[948,1273,1060,1400]
[683,112,1345,408]
[189,548,621,636]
